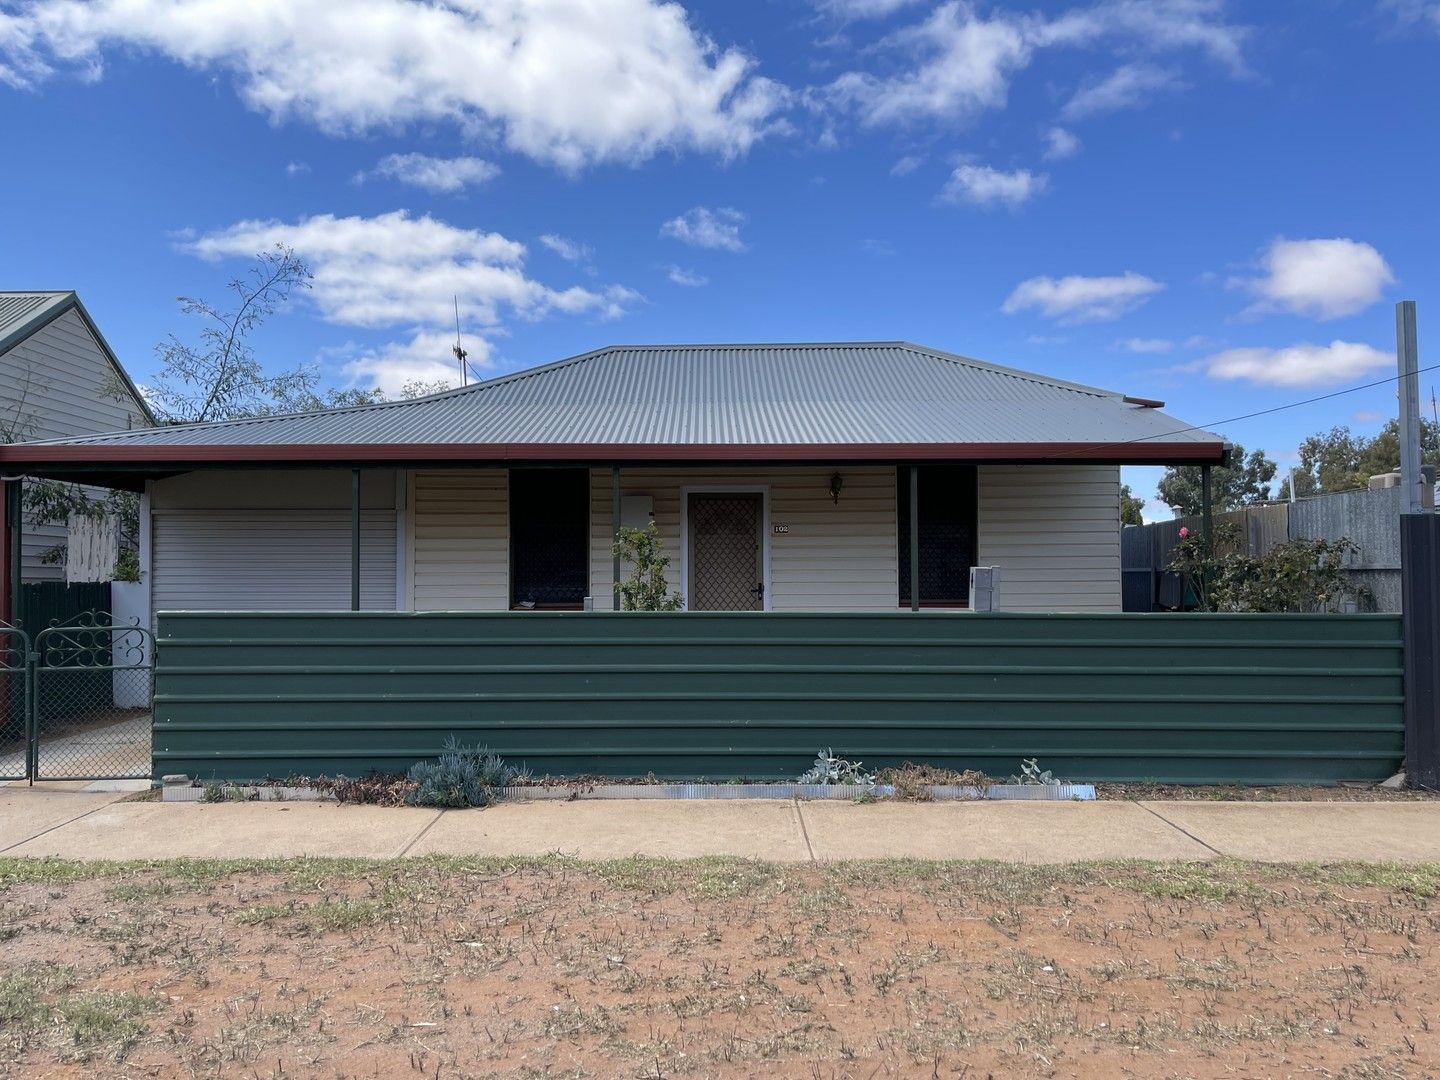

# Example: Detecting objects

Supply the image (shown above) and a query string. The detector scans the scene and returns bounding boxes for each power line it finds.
[1053,359,1440,462]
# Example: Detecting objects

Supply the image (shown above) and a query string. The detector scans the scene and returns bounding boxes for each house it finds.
[0,342,1225,623]
[0,291,154,582]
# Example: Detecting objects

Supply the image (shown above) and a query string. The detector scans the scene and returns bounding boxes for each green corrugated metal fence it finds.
[153,610,1405,785]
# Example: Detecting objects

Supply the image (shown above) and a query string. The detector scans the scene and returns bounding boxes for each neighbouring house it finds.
[0,342,1225,623]
[0,291,154,583]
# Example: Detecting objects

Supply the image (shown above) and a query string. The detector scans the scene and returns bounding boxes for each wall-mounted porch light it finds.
[828,472,844,504]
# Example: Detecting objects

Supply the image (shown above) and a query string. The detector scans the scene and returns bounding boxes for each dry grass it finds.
[1,856,1439,1077]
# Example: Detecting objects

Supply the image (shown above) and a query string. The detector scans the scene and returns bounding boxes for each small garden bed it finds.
[162,752,1097,805]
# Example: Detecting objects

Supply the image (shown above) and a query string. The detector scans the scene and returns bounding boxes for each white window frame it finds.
[678,485,772,612]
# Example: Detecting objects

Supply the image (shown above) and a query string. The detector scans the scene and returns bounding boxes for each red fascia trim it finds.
[0,440,1228,465]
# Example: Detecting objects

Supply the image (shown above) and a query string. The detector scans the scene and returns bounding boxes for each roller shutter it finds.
[151,510,397,611]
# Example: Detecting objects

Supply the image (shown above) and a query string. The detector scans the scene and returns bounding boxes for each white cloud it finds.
[539,234,592,263]
[823,0,1246,128]
[665,265,708,287]
[827,3,1031,127]
[0,0,787,170]
[284,160,310,177]
[1002,271,1164,323]
[1352,409,1384,424]
[1202,341,1392,387]
[357,153,499,194]
[660,206,748,252]
[1118,337,1173,354]
[1040,126,1080,161]
[1039,0,1248,75]
[1231,238,1396,321]
[890,154,925,176]
[184,210,640,330]
[941,164,1047,208]
[339,329,486,396]
[1061,62,1179,119]
[1381,1,1440,33]
[812,0,926,20]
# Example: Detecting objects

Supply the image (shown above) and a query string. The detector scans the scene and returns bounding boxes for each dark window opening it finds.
[510,468,589,609]
[898,465,978,607]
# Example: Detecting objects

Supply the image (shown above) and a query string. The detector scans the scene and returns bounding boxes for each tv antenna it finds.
[452,295,468,387]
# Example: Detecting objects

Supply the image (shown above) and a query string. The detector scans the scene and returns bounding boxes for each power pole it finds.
[1397,301,1423,514]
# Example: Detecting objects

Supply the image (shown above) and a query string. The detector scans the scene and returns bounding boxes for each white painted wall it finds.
[1,308,150,581]
[976,464,1122,612]
[410,469,509,610]
[145,463,1122,615]
[587,467,898,611]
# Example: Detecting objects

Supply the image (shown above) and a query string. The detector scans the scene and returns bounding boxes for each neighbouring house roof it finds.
[0,342,1225,479]
[0,290,156,426]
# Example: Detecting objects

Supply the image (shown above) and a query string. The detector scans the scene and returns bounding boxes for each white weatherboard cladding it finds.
[149,464,1121,615]
[410,470,509,610]
[2,308,150,581]
[588,467,898,612]
[976,464,1121,612]
[148,470,398,612]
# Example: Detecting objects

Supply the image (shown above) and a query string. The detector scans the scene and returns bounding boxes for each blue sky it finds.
[2,0,1437,517]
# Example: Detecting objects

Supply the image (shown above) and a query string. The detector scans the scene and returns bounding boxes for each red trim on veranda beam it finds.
[0,439,1228,466]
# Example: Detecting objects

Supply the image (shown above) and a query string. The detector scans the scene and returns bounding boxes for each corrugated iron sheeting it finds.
[154,610,1404,785]
[25,342,1222,449]
[0,292,69,350]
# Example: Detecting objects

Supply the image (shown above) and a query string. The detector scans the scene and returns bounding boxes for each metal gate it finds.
[5,614,154,782]
[0,622,31,781]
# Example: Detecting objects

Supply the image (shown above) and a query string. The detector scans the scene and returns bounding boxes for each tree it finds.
[1156,443,1277,516]
[141,244,320,423]
[1283,418,1440,497]
[1119,484,1145,526]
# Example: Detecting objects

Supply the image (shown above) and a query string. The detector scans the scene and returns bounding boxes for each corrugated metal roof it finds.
[0,292,73,353]
[20,341,1221,450]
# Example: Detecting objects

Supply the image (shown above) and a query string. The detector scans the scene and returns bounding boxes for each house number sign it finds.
[772,523,789,534]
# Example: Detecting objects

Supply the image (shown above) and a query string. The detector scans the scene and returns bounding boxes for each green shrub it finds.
[798,748,875,786]
[407,739,525,808]
[612,522,684,611]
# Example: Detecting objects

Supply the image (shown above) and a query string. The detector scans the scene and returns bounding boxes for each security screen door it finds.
[687,493,764,610]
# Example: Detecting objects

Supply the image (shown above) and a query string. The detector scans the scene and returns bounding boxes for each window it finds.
[510,468,589,608]
[898,465,978,606]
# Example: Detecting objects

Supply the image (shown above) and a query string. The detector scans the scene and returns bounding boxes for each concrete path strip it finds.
[4,802,441,861]
[0,787,129,853]
[1143,802,1440,863]
[798,801,1215,863]
[408,799,811,861]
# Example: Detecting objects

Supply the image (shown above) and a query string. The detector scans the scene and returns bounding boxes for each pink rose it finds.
[1178,527,1189,538]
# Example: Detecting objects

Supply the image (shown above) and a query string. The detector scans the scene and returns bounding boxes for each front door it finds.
[687,493,764,610]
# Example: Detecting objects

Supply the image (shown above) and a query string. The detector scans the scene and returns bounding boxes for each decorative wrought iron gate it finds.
[0,623,31,782]
[0,614,153,782]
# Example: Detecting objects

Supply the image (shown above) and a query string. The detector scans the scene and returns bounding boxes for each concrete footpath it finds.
[5,784,1440,863]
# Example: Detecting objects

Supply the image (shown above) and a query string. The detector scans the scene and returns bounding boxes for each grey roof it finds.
[0,292,73,352]
[19,341,1220,453]
[0,291,156,425]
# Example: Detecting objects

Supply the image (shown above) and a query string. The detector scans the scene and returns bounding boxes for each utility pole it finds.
[1397,301,1423,514]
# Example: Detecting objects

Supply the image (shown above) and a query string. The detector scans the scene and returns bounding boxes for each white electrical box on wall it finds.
[969,566,1000,612]
[620,495,655,529]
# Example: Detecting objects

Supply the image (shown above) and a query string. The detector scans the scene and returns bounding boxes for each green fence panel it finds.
[153,611,1405,785]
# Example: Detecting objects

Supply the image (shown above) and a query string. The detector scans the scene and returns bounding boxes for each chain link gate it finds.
[31,615,153,781]
[0,622,32,781]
